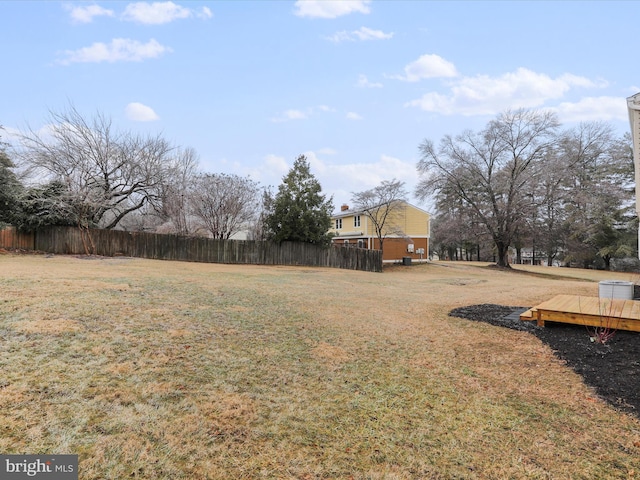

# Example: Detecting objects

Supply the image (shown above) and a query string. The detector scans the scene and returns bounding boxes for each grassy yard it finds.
[1,253,639,479]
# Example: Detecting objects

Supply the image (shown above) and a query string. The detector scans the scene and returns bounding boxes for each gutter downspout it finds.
[365,214,371,250]
[627,93,640,258]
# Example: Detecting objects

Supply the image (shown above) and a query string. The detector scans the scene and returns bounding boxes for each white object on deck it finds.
[598,280,634,300]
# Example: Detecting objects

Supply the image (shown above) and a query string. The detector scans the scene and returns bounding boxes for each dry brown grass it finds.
[1,254,640,479]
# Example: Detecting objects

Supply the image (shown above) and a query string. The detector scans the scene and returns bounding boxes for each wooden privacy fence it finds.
[0,226,382,273]
[0,226,35,250]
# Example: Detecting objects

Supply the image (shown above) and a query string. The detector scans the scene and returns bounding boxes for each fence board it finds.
[0,226,35,250]
[0,226,382,272]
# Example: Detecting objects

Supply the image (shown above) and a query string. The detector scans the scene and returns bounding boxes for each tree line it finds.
[0,106,336,247]
[416,108,636,269]
[4,105,633,269]
[1,105,415,255]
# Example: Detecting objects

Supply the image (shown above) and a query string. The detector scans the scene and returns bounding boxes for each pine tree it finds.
[265,155,334,246]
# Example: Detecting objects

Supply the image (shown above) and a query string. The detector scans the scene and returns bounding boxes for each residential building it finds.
[329,201,431,262]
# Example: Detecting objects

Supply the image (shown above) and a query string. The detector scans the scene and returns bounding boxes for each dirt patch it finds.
[450,304,640,418]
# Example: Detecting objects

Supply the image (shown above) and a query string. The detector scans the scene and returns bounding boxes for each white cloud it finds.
[346,112,362,120]
[356,74,382,88]
[66,4,115,23]
[285,109,308,119]
[270,109,308,123]
[317,153,418,204]
[406,67,604,116]
[198,6,213,19]
[294,0,370,18]
[553,96,628,123]
[325,31,351,43]
[264,154,288,169]
[317,147,337,155]
[122,1,193,24]
[327,26,393,42]
[270,105,336,122]
[332,154,413,188]
[0,125,21,146]
[301,151,328,175]
[231,154,289,187]
[125,102,160,121]
[57,38,171,65]
[215,149,419,206]
[393,54,458,82]
[353,27,392,41]
[210,153,290,188]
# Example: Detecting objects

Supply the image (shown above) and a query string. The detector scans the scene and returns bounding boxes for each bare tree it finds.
[154,147,199,235]
[351,179,408,254]
[16,105,175,229]
[247,187,274,241]
[190,173,261,239]
[559,123,635,268]
[430,188,488,261]
[416,109,559,267]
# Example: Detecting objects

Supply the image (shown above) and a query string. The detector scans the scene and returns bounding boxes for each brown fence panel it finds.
[0,226,35,250]
[18,226,382,272]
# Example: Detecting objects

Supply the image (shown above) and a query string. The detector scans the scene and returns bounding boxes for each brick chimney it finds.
[341,204,349,211]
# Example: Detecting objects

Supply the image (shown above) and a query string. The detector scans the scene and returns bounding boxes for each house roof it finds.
[331,200,431,218]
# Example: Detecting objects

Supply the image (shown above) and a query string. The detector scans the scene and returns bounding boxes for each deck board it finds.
[519,294,640,332]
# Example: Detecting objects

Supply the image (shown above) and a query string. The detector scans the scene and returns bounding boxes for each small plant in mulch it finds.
[586,299,621,345]
[588,327,617,345]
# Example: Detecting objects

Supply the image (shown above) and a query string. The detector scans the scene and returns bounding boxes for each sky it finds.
[1,0,638,213]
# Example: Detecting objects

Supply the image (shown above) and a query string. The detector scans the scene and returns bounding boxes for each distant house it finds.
[329,201,431,262]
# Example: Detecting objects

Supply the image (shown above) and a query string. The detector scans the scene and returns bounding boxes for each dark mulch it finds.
[449,304,640,418]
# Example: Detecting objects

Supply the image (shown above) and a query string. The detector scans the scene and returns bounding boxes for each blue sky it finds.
[1,1,638,211]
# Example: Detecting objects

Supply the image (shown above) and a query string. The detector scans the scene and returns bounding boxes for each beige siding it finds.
[340,203,430,238]
[399,205,430,238]
[329,202,431,261]
[329,213,365,237]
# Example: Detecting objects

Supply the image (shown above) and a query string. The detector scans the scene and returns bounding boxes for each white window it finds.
[354,215,361,228]
[357,239,365,248]
[335,218,342,229]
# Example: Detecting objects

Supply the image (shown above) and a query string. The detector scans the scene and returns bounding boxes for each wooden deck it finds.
[520,294,640,333]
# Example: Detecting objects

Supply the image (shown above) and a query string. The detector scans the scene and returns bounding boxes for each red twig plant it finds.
[585,296,621,344]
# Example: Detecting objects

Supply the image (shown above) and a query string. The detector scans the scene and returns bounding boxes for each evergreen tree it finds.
[15,181,81,231]
[0,139,23,226]
[265,155,334,246]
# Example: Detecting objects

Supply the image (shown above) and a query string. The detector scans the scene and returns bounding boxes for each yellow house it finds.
[329,201,431,262]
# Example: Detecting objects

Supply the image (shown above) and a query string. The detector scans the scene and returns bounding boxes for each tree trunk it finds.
[496,241,510,268]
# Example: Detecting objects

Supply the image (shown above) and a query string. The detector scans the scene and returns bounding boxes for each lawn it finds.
[1,253,639,479]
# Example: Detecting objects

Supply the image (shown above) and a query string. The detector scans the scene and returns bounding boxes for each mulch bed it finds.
[449,304,640,419]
